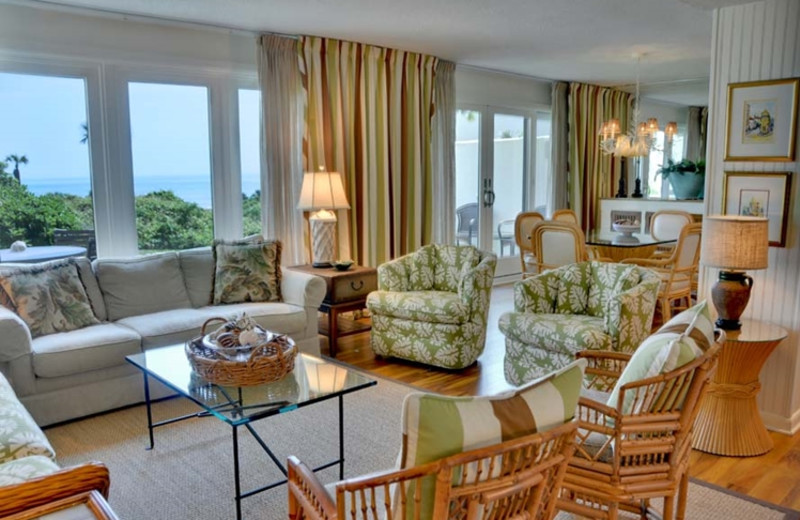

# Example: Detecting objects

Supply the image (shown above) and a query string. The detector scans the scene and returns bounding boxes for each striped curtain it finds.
[567,83,631,232]
[299,36,438,267]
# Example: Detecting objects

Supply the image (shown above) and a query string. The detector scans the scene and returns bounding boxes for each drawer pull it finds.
[350,280,364,291]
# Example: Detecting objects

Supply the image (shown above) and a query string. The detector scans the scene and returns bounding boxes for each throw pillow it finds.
[606,300,713,414]
[212,238,282,305]
[0,260,99,338]
[399,359,586,519]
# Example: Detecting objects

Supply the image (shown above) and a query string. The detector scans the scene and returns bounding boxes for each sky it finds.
[0,71,261,185]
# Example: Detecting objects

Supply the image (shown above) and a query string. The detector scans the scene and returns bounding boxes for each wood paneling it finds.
[704,0,800,433]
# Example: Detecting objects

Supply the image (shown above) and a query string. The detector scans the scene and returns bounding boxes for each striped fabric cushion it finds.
[606,300,713,414]
[397,359,585,518]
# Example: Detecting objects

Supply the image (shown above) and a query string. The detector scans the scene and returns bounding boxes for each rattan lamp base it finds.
[309,215,336,268]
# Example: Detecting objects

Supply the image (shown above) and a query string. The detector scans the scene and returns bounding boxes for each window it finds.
[646,128,686,198]
[239,89,261,236]
[128,82,213,252]
[0,72,95,248]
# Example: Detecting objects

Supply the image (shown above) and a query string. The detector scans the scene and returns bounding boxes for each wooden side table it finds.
[693,319,787,456]
[285,264,377,357]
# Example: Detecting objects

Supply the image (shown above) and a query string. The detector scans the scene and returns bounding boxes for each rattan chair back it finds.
[532,220,588,272]
[515,211,545,278]
[551,208,579,225]
[650,210,693,241]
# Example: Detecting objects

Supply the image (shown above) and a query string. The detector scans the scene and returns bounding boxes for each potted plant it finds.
[657,158,705,200]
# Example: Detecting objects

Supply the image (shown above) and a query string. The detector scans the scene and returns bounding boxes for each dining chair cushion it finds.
[606,300,712,414]
[365,291,467,325]
[399,358,586,518]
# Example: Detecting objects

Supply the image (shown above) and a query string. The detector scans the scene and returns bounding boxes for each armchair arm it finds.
[512,270,560,314]
[376,254,415,292]
[603,269,661,353]
[575,350,631,392]
[281,269,326,309]
[458,253,496,318]
[0,307,32,363]
[288,455,337,520]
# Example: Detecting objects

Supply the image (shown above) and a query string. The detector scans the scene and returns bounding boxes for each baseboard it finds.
[761,408,800,435]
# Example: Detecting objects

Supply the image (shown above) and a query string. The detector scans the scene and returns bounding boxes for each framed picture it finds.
[724,78,799,161]
[722,172,792,247]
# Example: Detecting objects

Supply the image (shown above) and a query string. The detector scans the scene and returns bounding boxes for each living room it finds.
[0,0,798,519]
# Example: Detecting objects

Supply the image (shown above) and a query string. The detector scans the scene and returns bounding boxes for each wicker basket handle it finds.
[201,317,228,336]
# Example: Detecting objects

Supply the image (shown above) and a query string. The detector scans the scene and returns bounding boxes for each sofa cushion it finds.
[212,239,282,305]
[0,260,99,338]
[0,373,55,463]
[499,312,612,355]
[73,257,107,321]
[116,308,209,350]
[366,291,467,325]
[31,323,142,379]
[556,262,590,315]
[433,245,479,293]
[399,359,586,518]
[0,455,60,486]
[606,301,712,414]
[179,247,215,308]
[586,262,639,317]
[95,253,192,321]
[197,303,307,335]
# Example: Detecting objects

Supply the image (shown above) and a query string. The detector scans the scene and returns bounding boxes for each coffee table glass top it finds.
[126,345,376,425]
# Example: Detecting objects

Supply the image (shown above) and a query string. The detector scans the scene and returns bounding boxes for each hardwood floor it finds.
[322,284,800,511]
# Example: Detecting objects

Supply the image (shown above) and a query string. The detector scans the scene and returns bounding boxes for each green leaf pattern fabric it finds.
[500,261,660,385]
[212,239,282,304]
[0,455,59,486]
[0,260,99,338]
[367,245,496,369]
[0,374,56,464]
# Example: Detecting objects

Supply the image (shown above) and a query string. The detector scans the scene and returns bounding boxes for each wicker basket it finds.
[185,317,297,386]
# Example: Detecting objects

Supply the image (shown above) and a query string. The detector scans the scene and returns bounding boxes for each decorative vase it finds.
[668,173,704,200]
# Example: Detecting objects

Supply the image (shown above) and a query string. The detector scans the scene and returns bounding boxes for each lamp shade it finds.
[701,215,769,270]
[297,170,350,211]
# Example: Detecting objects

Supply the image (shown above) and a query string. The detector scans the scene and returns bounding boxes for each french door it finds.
[455,106,551,278]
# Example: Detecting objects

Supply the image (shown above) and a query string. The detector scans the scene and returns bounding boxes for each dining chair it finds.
[514,211,545,278]
[497,218,516,256]
[455,203,478,246]
[649,210,693,259]
[622,222,702,321]
[531,220,588,272]
[551,208,579,225]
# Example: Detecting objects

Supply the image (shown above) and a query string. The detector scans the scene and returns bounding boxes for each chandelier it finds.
[598,56,678,158]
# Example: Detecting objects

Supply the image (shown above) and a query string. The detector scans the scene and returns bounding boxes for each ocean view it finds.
[23,174,261,209]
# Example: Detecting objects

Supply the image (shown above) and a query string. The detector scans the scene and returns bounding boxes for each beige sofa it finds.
[0,248,326,426]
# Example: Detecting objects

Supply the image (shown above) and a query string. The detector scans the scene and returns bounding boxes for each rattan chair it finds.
[514,211,545,278]
[622,222,702,320]
[288,421,576,520]
[558,340,722,520]
[649,210,693,259]
[0,462,110,517]
[551,208,579,225]
[531,220,589,272]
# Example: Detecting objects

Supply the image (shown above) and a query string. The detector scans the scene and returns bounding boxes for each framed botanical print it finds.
[724,78,799,161]
[722,171,792,247]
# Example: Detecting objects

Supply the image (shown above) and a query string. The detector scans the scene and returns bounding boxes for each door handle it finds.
[483,189,495,207]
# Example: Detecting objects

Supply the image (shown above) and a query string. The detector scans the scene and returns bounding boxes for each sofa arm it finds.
[603,268,660,352]
[377,254,414,292]
[513,270,560,314]
[0,307,32,362]
[281,269,326,309]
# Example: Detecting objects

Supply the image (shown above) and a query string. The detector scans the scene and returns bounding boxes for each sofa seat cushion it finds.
[367,291,467,325]
[0,455,59,486]
[198,303,307,335]
[499,312,612,355]
[0,374,56,463]
[116,308,209,350]
[31,323,141,379]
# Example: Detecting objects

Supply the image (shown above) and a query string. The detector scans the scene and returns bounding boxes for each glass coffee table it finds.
[126,344,376,520]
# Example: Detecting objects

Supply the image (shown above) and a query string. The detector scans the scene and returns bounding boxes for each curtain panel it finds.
[257,34,306,265]
[567,83,631,232]
[299,36,438,267]
[431,60,456,245]
[550,81,569,214]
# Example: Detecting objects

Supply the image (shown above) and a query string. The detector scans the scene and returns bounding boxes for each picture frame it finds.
[724,78,799,161]
[722,171,792,247]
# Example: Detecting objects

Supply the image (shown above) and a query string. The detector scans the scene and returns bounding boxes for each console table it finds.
[693,319,788,456]
[285,265,377,357]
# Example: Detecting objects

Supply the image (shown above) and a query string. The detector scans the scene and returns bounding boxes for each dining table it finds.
[585,231,675,263]
[0,245,87,263]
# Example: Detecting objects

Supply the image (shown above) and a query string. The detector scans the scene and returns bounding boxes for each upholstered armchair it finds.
[499,261,660,385]
[366,244,497,369]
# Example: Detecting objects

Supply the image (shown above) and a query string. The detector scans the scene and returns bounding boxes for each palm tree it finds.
[80,122,89,144]
[5,154,28,183]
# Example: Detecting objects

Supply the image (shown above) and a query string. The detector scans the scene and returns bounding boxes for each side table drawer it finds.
[328,271,377,303]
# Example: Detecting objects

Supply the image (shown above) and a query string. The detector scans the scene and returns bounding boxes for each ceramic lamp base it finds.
[309,215,336,268]
[711,271,753,330]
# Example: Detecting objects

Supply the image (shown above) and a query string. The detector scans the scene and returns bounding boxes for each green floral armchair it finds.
[499,261,660,385]
[366,244,497,369]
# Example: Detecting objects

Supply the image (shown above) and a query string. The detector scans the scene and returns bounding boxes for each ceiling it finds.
[22,0,758,105]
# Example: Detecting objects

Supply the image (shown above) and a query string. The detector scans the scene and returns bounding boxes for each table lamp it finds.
[297,168,350,267]
[700,215,769,330]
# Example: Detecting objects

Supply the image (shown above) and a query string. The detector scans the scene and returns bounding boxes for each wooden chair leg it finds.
[663,494,675,520]
[661,297,672,320]
[676,472,689,520]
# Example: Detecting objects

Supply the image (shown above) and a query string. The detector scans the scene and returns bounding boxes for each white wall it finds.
[455,66,551,110]
[705,0,800,433]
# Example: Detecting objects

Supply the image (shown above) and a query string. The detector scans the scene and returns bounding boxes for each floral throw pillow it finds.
[212,238,282,305]
[0,260,99,338]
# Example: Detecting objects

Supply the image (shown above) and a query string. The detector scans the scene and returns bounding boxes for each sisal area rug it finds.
[46,375,798,520]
